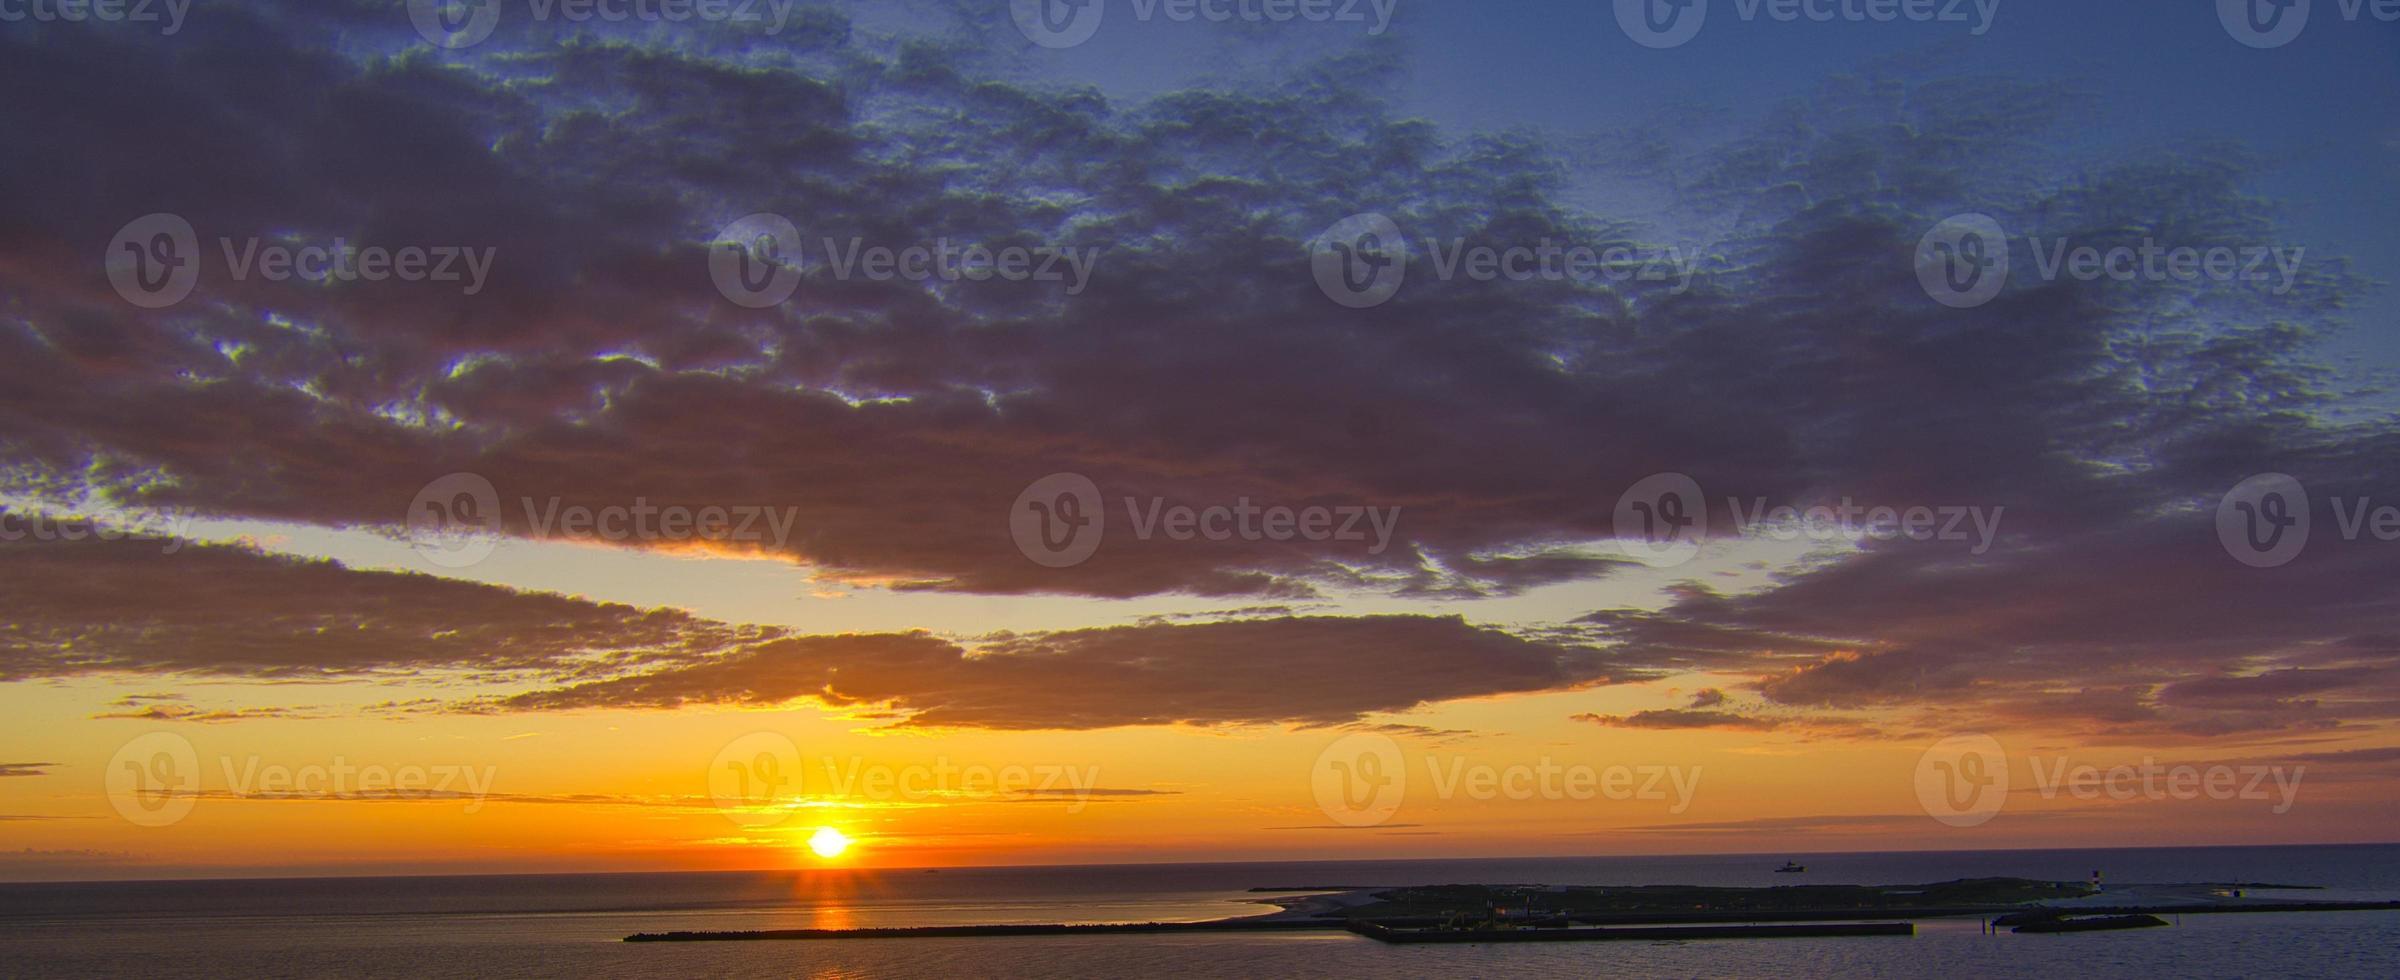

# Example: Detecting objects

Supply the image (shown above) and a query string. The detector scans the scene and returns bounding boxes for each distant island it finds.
[625,876,2400,944]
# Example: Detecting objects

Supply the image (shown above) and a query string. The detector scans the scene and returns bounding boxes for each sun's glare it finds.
[807,826,853,859]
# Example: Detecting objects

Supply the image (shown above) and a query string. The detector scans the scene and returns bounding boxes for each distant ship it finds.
[1775,861,1807,873]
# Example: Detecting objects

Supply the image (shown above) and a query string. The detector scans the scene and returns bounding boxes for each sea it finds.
[3,844,2396,978]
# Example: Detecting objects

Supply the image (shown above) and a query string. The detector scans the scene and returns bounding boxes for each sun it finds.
[806,826,853,860]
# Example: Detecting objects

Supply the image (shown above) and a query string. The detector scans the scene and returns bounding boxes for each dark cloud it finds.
[0,529,774,682]
[1337,721,1479,744]
[6,8,2353,604]
[1758,649,1982,709]
[90,704,333,724]
[0,533,1637,730]
[1572,709,1781,731]
[1592,512,2400,740]
[2284,746,2400,766]
[499,615,1638,730]
[2160,668,2386,706]
[0,764,57,778]
[0,7,2391,743]
[91,692,340,725]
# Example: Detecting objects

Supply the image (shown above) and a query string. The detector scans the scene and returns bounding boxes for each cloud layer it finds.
[0,7,2393,742]
[501,614,1636,728]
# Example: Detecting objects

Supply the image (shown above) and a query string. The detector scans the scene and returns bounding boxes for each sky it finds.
[0,0,2397,880]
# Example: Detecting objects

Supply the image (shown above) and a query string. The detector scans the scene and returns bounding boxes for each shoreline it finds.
[624,879,2400,943]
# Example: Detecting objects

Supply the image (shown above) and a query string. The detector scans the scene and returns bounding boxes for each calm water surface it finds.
[4,845,2395,978]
